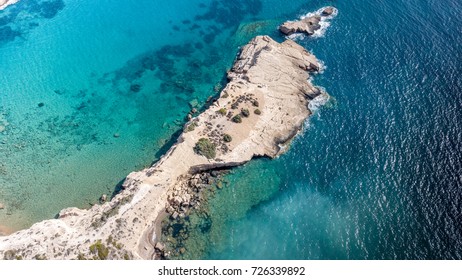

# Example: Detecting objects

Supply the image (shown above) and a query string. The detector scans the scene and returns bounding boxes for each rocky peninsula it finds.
[279,6,336,36]
[0,0,18,10]
[0,35,326,260]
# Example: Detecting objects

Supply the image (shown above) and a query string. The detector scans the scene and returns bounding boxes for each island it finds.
[279,6,336,36]
[0,35,327,260]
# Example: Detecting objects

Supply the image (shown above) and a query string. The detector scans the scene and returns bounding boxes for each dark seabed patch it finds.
[0,0,65,44]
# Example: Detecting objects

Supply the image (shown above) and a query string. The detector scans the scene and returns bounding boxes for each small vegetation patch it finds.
[217,108,227,115]
[223,134,232,143]
[254,109,261,115]
[3,250,22,260]
[241,108,250,117]
[194,138,217,159]
[186,123,197,132]
[232,115,242,123]
[89,240,109,260]
[34,254,47,260]
[252,100,259,107]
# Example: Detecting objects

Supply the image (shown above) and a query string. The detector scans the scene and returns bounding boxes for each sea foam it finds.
[288,6,338,40]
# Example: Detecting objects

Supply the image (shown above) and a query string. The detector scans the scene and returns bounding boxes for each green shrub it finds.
[223,134,232,142]
[217,108,227,115]
[186,123,197,132]
[34,254,47,260]
[89,240,109,260]
[3,250,16,260]
[194,138,217,159]
[252,100,259,107]
[241,108,250,117]
[232,115,242,123]
[254,109,261,115]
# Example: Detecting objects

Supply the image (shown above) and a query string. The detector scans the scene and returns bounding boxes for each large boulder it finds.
[279,15,321,36]
[322,7,335,16]
[279,7,336,36]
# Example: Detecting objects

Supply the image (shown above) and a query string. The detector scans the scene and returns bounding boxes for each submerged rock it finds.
[130,84,141,93]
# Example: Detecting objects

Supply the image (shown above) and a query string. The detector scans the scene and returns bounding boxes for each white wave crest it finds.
[288,6,338,40]
[308,90,330,113]
[316,59,326,73]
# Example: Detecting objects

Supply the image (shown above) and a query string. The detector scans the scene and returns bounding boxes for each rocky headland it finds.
[0,0,19,10]
[279,6,336,36]
[0,35,326,260]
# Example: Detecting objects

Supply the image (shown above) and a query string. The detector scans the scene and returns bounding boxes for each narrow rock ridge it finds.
[279,6,336,36]
[0,35,326,260]
[0,0,19,10]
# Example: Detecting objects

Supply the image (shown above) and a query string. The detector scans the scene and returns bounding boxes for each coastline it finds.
[0,0,18,10]
[0,35,325,259]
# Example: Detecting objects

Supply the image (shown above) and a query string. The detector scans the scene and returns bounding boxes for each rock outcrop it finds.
[279,6,336,36]
[0,35,327,260]
[322,7,335,16]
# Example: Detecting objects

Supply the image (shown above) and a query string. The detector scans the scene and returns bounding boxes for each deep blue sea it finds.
[1,0,461,259]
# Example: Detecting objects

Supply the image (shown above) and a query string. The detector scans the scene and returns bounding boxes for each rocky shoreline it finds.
[0,0,18,10]
[0,35,326,260]
[154,170,228,259]
[279,6,336,36]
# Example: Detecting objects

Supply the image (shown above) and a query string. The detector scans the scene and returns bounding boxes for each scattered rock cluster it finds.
[157,171,224,259]
[166,172,221,219]
[279,6,336,36]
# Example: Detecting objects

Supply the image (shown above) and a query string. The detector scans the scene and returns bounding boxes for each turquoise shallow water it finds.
[0,0,264,230]
[1,0,462,260]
